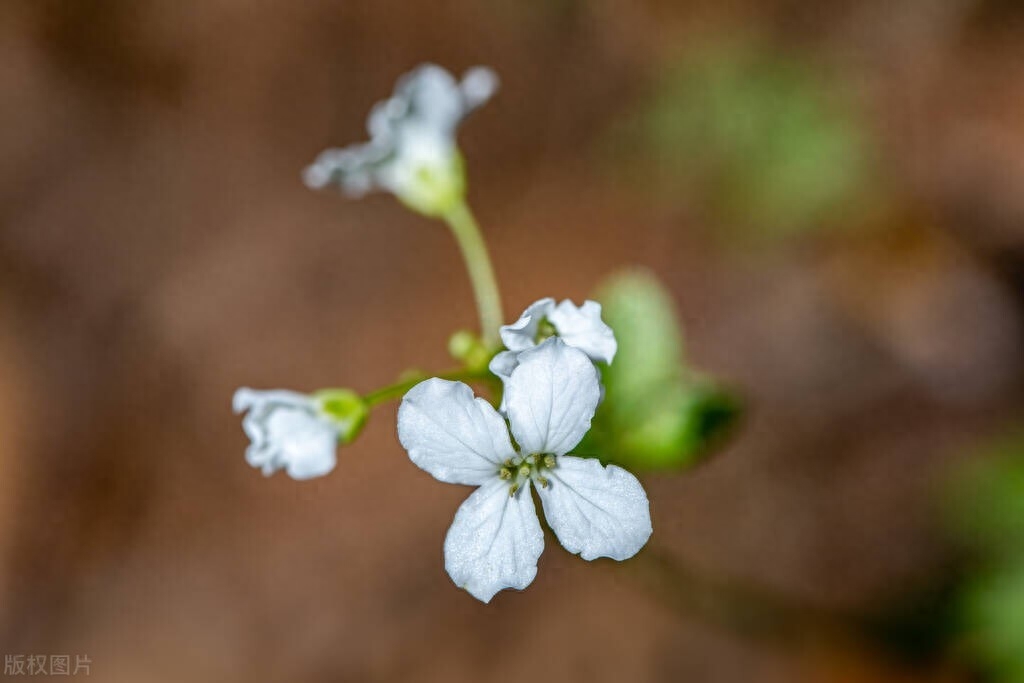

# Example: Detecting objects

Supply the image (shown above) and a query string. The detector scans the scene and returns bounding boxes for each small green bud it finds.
[314,389,369,444]
[448,330,491,372]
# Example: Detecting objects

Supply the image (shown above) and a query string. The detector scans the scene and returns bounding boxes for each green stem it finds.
[363,368,496,407]
[443,201,504,348]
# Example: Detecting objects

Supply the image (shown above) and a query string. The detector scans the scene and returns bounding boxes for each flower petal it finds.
[262,408,339,480]
[548,299,617,364]
[444,479,544,603]
[485,350,514,380]
[302,146,384,196]
[398,379,516,485]
[499,298,554,352]
[460,67,499,110]
[233,387,310,415]
[233,388,339,480]
[488,350,519,414]
[537,456,652,561]
[505,338,601,456]
[394,63,463,135]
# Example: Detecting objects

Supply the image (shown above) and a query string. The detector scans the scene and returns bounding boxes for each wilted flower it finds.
[233,388,367,480]
[398,339,651,602]
[303,63,498,217]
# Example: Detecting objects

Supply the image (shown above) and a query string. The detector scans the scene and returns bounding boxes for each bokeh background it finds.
[2,1,1024,681]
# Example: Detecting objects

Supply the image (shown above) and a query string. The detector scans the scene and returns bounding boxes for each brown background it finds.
[1,1,1023,681]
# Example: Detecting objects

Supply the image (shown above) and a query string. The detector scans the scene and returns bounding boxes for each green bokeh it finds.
[945,431,1024,681]
[615,43,875,241]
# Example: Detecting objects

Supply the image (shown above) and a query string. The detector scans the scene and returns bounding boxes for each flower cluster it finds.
[233,64,654,604]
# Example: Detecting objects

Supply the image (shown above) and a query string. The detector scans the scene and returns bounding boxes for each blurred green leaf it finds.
[597,266,685,404]
[961,568,1024,682]
[946,433,1024,560]
[614,44,875,240]
[576,269,740,471]
[944,430,1024,682]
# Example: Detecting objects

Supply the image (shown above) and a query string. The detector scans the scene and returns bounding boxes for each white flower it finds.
[488,298,617,410]
[233,388,340,480]
[303,63,498,217]
[398,338,652,603]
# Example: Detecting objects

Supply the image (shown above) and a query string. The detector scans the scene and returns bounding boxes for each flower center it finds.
[498,453,557,496]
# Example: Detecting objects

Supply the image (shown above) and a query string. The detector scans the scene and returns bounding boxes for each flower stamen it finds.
[498,452,558,494]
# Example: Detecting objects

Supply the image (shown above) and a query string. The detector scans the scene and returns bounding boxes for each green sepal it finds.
[313,389,369,444]
[397,151,466,219]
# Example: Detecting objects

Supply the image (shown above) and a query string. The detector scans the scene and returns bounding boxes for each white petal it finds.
[537,456,652,561]
[367,98,404,142]
[548,299,617,364]
[233,387,310,414]
[460,67,499,109]
[499,298,554,352]
[505,339,601,456]
[398,379,516,485]
[233,388,338,480]
[382,125,456,197]
[444,479,544,603]
[396,63,463,134]
[488,350,519,414]
[488,350,520,382]
[302,145,388,196]
[263,408,338,480]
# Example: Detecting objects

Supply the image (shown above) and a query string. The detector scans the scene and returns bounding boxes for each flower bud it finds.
[448,329,491,371]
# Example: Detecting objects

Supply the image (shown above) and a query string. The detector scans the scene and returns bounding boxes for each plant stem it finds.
[363,368,495,407]
[443,201,504,348]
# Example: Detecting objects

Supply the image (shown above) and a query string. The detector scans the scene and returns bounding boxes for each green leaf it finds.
[961,568,1024,682]
[598,268,685,404]
[944,431,1024,682]
[611,43,876,241]
[946,432,1024,560]
[579,269,740,471]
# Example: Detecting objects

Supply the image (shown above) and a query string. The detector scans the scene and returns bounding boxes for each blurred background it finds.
[1,0,1024,681]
